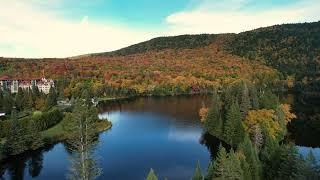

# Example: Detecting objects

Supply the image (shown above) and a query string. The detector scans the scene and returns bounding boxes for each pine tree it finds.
[227,150,244,180]
[205,161,214,180]
[238,136,262,180]
[46,86,57,109]
[224,101,242,146]
[15,88,25,111]
[249,84,259,110]
[192,161,203,180]
[204,91,223,137]
[25,120,44,150]
[213,145,228,179]
[4,108,28,155]
[146,169,158,180]
[240,82,251,118]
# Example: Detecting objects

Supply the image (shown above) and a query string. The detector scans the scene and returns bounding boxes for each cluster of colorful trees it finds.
[0,33,277,99]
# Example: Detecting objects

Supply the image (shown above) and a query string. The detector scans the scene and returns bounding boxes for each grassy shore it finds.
[41,119,112,143]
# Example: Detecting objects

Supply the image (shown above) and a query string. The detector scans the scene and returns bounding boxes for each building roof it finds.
[0,75,10,80]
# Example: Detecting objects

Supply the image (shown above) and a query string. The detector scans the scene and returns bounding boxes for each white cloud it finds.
[0,0,157,58]
[0,0,319,58]
[165,0,320,35]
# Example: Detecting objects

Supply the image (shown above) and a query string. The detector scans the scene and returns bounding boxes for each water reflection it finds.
[0,145,53,180]
[288,94,320,147]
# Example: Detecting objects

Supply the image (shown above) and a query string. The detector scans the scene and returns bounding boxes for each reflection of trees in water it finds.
[99,95,211,122]
[0,145,53,180]
[200,132,231,160]
[288,94,320,147]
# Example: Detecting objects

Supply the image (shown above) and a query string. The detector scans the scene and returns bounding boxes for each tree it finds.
[205,161,214,180]
[238,136,262,180]
[146,169,158,180]
[213,145,228,179]
[204,91,223,137]
[25,120,44,150]
[240,82,251,118]
[67,101,101,180]
[224,101,243,146]
[4,108,28,156]
[46,86,57,109]
[192,161,203,180]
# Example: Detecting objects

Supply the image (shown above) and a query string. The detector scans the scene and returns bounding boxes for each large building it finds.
[0,76,55,94]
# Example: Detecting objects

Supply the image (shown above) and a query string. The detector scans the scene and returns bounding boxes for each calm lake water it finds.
[1,95,320,180]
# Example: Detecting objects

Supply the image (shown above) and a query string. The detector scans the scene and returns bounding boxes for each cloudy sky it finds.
[0,0,319,58]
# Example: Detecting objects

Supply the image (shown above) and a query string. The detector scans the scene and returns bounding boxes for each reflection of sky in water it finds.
[297,146,320,160]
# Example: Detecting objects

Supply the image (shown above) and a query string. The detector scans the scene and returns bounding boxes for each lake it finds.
[1,95,320,180]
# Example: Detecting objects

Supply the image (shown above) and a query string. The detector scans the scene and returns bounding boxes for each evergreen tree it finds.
[259,90,279,110]
[32,84,40,98]
[15,88,25,111]
[46,86,57,109]
[213,145,228,179]
[146,169,158,180]
[4,108,28,155]
[0,89,3,111]
[240,82,251,118]
[204,91,223,137]
[276,144,305,180]
[237,151,251,180]
[192,161,203,180]
[205,161,214,180]
[227,150,244,180]
[3,92,13,114]
[224,101,243,146]
[249,85,259,110]
[25,120,44,150]
[238,136,262,180]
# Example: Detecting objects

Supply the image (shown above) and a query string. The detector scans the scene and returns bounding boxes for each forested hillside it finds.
[91,34,217,57]
[226,21,320,92]
[1,22,319,98]
[0,35,277,98]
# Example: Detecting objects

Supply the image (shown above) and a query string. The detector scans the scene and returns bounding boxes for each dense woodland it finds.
[226,21,320,92]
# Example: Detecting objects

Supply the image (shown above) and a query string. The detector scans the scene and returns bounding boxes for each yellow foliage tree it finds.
[244,109,282,140]
[279,104,296,124]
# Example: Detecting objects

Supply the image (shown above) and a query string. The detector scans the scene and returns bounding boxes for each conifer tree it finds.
[25,120,44,150]
[205,161,214,180]
[192,161,203,180]
[15,88,25,111]
[238,136,262,180]
[224,101,243,146]
[213,145,228,179]
[240,82,251,118]
[227,150,244,180]
[204,91,223,136]
[5,108,28,155]
[46,86,57,109]
[249,85,259,110]
[146,169,158,180]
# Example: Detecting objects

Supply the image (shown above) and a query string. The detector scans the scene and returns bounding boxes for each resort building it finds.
[0,76,55,94]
